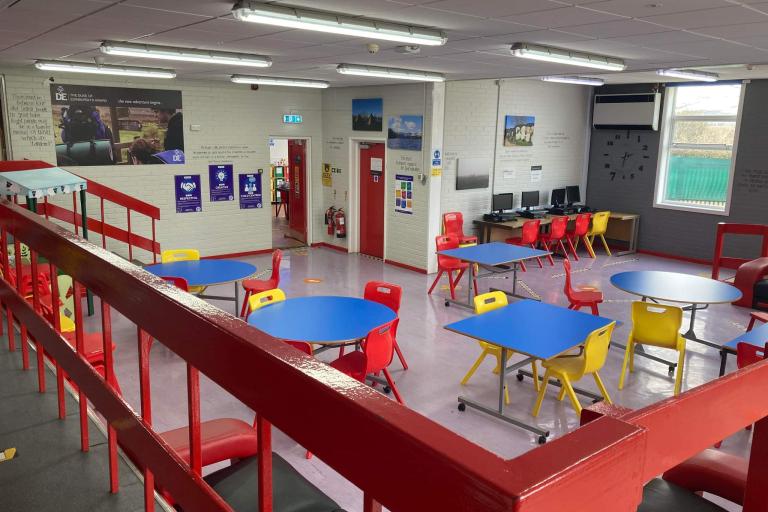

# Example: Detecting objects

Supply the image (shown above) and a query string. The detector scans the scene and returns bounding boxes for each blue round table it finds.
[610,270,742,345]
[247,296,396,344]
[145,259,256,315]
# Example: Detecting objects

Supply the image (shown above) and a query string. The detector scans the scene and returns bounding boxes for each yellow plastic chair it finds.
[248,288,286,313]
[57,274,76,333]
[460,291,539,405]
[161,249,205,294]
[587,211,612,256]
[532,321,616,418]
[619,302,686,396]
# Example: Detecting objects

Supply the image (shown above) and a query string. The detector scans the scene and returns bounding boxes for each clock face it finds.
[602,130,651,181]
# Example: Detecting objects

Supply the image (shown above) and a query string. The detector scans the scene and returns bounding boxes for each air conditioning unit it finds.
[593,93,661,131]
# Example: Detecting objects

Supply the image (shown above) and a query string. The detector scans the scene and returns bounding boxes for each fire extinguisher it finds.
[334,209,346,239]
[325,206,336,235]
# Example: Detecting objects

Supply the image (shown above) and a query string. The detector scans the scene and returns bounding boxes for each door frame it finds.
[269,135,313,245]
[349,137,387,258]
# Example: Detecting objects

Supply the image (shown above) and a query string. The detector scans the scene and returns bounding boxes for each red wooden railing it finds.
[0,160,160,263]
[2,198,768,511]
[712,222,768,280]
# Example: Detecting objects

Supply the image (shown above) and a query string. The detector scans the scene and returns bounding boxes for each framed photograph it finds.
[456,157,491,190]
[504,115,535,147]
[352,98,383,131]
[387,115,423,151]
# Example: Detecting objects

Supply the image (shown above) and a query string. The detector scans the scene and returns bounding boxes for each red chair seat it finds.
[242,278,277,293]
[570,289,604,304]
[62,331,114,365]
[329,351,367,381]
[160,418,259,467]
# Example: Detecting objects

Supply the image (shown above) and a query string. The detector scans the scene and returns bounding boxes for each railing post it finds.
[49,263,66,420]
[30,249,45,392]
[151,218,157,264]
[100,197,106,249]
[187,364,202,477]
[127,209,133,262]
[15,236,29,370]
[101,299,119,494]
[364,494,382,512]
[256,415,273,512]
[138,326,155,512]
[744,416,768,511]
[72,280,89,452]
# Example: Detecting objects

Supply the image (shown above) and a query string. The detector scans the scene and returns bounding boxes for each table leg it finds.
[444,260,476,310]
[682,303,722,349]
[498,347,507,413]
[719,349,729,377]
[517,369,603,401]
[234,281,240,316]
[613,217,639,257]
[490,261,542,302]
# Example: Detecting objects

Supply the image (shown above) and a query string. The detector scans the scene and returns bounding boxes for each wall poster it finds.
[394,174,413,214]
[50,84,184,166]
[239,173,263,209]
[174,175,201,213]
[322,163,332,187]
[352,98,383,131]
[209,164,234,202]
[388,115,423,151]
[504,115,535,147]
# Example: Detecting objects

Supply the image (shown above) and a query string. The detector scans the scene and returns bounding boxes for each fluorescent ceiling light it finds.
[34,60,176,78]
[232,1,446,46]
[541,76,605,86]
[231,74,329,88]
[336,64,445,82]
[656,68,718,82]
[510,43,626,71]
[100,41,272,68]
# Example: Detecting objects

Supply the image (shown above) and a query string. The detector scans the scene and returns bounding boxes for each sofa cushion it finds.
[639,478,728,512]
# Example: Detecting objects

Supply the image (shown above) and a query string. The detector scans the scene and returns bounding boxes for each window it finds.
[654,83,744,214]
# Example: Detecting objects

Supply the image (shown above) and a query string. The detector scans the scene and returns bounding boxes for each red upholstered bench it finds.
[160,418,260,468]
[733,257,768,308]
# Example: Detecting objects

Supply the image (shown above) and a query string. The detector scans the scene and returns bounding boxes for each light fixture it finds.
[230,74,330,88]
[336,64,445,82]
[100,41,272,68]
[510,43,626,71]
[232,1,446,46]
[656,68,718,82]
[541,76,605,86]
[34,60,176,78]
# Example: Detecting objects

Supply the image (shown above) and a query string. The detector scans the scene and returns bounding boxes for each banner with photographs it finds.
[50,84,184,166]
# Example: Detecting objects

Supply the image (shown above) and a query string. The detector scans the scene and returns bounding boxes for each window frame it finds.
[653,82,746,216]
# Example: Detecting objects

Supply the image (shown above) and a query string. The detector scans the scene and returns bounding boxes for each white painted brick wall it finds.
[2,67,322,261]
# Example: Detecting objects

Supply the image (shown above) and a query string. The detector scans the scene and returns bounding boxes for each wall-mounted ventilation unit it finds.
[593,93,661,131]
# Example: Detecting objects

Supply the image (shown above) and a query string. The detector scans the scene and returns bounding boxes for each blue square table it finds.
[437,242,550,309]
[718,322,768,376]
[444,299,615,442]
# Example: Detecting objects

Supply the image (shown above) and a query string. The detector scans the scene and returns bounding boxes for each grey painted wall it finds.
[586,81,768,261]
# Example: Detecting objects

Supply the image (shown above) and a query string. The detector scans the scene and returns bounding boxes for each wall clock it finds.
[601,130,651,181]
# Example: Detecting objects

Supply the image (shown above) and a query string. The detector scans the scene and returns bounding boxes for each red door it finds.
[288,139,307,243]
[359,142,385,258]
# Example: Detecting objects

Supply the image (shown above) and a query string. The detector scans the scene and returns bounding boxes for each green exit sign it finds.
[283,114,303,124]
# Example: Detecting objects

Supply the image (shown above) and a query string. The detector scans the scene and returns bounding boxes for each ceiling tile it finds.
[417,0,561,18]
[582,0,732,18]
[639,5,768,29]
[562,19,671,38]
[122,0,232,17]
[502,7,626,29]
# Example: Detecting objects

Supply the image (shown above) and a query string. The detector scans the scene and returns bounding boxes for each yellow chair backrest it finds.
[56,274,77,333]
[582,321,616,375]
[473,291,508,315]
[161,249,200,263]
[630,302,683,349]
[248,288,286,314]
[589,211,611,236]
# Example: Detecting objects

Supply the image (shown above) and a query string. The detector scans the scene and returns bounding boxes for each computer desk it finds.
[473,211,640,256]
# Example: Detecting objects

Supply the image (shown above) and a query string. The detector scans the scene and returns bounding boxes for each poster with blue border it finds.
[209,164,234,202]
[394,174,413,214]
[174,174,201,213]
[239,173,263,209]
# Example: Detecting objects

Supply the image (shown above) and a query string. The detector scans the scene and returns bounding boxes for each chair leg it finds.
[560,374,582,416]
[382,368,405,405]
[748,317,756,331]
[557,386,566,401]
[492,349,511,375]
[583,236,596,259]
[504,384,510,406]
[542,242,555,266]
[461,349,489,385]
[427,270,444,295]
[519,259,527,272]
[448,271,457,300]
[599,234,611,256]
[530,361,539,392]
[566,236,579,261]
[629,341,636,372]
[532,369,551,417]
[618,339,633,390]
[593,372,612,404]
[590,303,600,316]
[530,244,544,268]
[557,240,569,261]
[674,345,686,396]
[393,339,408,370]
[239,289,252,318]
[472,277,478,297]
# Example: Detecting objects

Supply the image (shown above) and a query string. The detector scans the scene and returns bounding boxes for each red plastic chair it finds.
[364,281,408,370]
[505,219,543,271]
[566,213,596,260]
[330,319,405,405]
[443,212,478,246]
[736,341,768,369]
[539,216,569,266]
[747,311,768,331]
[563,259,603,315]
[428,235,478,300]
[239,249,282,317]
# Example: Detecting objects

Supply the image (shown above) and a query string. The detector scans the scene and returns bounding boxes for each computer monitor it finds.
[492,193,513,213]
[566,185,581,205]
[551,188,566,206]
[521,190,539,210]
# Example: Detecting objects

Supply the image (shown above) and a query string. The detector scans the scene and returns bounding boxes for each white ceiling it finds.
[3,0,768,86]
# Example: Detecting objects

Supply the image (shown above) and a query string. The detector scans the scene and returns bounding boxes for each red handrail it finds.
[0,160,160,262]
[3,199,768,511]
